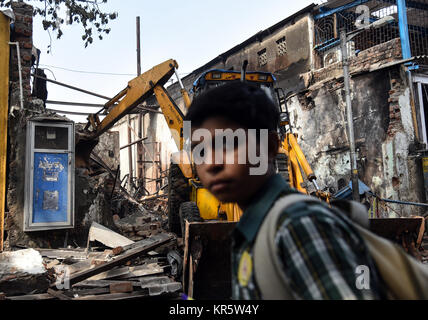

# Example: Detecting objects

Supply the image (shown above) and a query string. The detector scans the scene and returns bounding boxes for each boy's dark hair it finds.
[184,81,279,131]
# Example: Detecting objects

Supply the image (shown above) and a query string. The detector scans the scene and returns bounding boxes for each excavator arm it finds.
[86,59,181,140]
[77,59,188,167]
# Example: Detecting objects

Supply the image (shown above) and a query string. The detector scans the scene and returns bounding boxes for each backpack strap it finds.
[253,193,317,300]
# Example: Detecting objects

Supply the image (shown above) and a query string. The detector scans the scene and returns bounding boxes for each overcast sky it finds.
[31,0,317,122]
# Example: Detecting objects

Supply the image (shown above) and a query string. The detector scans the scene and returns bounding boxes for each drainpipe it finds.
[340,30,360,201]
[397,0,411,60]
[8,42,24,112]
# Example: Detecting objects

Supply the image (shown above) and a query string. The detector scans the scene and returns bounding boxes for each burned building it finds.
[139,0,428,218]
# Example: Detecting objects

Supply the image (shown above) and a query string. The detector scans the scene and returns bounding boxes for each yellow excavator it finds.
[77,59,327,299]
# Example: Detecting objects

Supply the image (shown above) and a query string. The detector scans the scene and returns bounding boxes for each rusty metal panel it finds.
[183,221,236,300]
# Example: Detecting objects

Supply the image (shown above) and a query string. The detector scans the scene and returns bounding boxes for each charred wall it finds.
[288,38,425,216]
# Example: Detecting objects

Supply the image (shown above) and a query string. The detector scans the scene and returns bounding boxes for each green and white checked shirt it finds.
[231,174,386,300]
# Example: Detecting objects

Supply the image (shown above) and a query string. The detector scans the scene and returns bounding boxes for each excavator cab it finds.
[192,69,276,97]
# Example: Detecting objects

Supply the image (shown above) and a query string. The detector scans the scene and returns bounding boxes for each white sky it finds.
[31,0,317,122]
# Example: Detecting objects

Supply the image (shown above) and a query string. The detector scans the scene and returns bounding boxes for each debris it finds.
[109,281,133,294]
[112,246,124,256]
[72,291,151,300]
[0,249,50,296]
[87,221,134,249]
[6,293,55,301]
[0,249,45,275]
[47,288,72,300]
[46,259,60,269]
[167,250,183,278]
[0,203,180,300]
[114,209,165,242]
[38,249,88,261]
[63,233,174,287]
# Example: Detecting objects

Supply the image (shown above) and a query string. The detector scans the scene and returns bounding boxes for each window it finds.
[258,48,267,66]
[414,75,428,147]
[276,36,287,56]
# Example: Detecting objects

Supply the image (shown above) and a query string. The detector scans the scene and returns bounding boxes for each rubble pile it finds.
[0,221,183,300]
[114,198,167,241]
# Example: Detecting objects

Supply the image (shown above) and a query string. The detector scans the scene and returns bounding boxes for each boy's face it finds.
[191,116,277,209]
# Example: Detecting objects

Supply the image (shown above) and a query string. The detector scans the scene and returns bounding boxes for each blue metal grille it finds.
[313,0,428,69]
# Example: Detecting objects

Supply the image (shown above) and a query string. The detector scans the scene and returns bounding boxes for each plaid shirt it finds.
[231,174,386,300]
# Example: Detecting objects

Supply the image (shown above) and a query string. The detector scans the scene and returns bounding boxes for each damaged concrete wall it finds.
[93,130,119,170]
[168,13,313,108]
[287,38,425,216]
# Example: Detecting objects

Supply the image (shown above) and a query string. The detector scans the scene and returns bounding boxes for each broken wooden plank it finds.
[144,282,182,297]
[138,276,173,287]
[54,250,113,275]
[87,263,164,281]
[87,266,131,281]
[47,288,72,300]
[116,264,164,279]
[121,233,172,252]
[88,222,134,249]
[109,282,133,294]
[73,291,150,300]
[6,293,55,301]
[71,287,110,297]
[61,234,173,287]
[73,279,141,288]
[37,249,88,260]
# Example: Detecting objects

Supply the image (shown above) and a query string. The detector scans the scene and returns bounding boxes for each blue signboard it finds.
[32,152,69,223]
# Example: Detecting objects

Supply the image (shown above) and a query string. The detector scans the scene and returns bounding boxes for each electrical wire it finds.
[38,64,136,76]
[38,64,191,77]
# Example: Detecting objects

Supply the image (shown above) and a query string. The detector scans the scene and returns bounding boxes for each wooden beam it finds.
[60,234,173,287]
[120,136,147,150]
[0,12,10,252]
[47,288,72,300]
[6,293,55,301]
[73,291,149,300]
[121,232,172,252]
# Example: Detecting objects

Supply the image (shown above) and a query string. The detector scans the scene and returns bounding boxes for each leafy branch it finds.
[0,0,118,51]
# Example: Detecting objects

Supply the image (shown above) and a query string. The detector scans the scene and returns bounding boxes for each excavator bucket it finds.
[182,221,236,299]
[370,217,426,259]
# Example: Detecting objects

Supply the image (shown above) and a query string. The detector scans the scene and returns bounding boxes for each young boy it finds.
[184,81,385,300]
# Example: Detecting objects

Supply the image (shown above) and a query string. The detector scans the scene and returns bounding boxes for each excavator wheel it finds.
[167,163,190,236]
[275,153,290,183]
[179,202,204,238]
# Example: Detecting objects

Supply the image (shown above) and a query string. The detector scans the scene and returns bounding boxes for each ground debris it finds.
[0,249,51,296]
[3,221,182,300]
